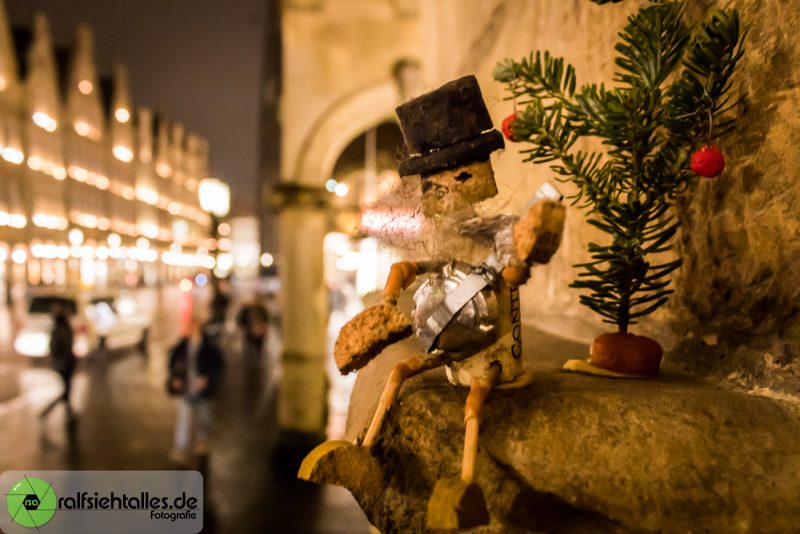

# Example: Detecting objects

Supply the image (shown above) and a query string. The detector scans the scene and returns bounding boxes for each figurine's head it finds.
[419,159,498,215]
[396,75,504,215]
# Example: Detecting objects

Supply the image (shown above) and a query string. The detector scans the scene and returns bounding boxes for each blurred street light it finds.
[68,228,84,246]
[198,178,230,218]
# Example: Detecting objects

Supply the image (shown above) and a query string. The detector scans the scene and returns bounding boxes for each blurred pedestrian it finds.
[41,304,77,420]
[209,278,231,326]
[167,315,225,463]
[236,297,269,356]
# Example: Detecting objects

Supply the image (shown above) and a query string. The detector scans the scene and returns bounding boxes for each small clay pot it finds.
[589,332,663,377]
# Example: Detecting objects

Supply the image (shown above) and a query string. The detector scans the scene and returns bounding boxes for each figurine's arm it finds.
[383,260,445,305]
[334,259,445,374]
[500,200,566,286]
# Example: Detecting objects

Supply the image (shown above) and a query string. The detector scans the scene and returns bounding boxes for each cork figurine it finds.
[299,75,566,530]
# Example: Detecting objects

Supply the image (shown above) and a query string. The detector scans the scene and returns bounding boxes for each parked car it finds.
[13,291,151,358]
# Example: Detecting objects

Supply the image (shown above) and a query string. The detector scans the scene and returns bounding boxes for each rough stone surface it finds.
[338,327,800,533]
[665,0,800,401]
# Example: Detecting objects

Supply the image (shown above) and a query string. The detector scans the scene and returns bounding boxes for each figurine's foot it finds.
[562,359,648,378]
[427,478,489,530]
[298,440,382,494]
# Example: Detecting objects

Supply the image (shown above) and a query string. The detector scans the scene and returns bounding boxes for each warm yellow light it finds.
[68,165,88,181]
[0,75,7,92]
[95,175,110,190]
[168,202,181,215]
[8,214,26,228]
[68,228,84,246]
[113,145,134,162]
[42,243,58,259]
[156,162,172,178]
[32,213,60,229]
[75,213,98,229]
[143,224,159,239]
[32,111,57,132]
[198,178,230,217]
[74,121,91,137]
[135,187,158,205]
[334,182,350,197]
[114,108,130,123]
[121,186,135,200]
[218,222,231,236]
[216,253,233,271]
[107,233,122,247]
[78,80,93,95]
[97,217,110,231]
[11,248,26,264]
[79,255,96,287]
[52,166,66,180]
[1,147,24,164]
[26,156,43,171]
[136,237,150,249]
[260,252,274,268]
[178,278,193,292]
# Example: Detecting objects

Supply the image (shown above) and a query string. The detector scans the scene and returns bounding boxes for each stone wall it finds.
[281,0,419,184]
[416,0,800,397]
[668,0,800,397]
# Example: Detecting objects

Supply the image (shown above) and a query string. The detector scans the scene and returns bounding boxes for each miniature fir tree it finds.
[495,1,744,338]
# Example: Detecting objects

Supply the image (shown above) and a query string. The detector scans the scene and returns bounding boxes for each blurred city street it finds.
[0,284,370,533]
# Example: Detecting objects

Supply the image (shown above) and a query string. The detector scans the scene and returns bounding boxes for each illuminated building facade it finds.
[0,4,215,294]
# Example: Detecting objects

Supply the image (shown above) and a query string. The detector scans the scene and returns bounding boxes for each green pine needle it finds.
[494,0,744,333]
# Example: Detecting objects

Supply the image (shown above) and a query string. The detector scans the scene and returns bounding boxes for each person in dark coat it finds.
[236,297,269,353]
[41,305,77,420]
[168,315,224,461]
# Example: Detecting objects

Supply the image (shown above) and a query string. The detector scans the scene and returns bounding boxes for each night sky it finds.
[7,0,267,214]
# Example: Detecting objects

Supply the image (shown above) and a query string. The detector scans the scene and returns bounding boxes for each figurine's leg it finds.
[461,364,501,482]
[363,353,445,447]
[427,364,500,530]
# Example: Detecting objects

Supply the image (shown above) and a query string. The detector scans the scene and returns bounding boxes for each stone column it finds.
[274,183,329,438]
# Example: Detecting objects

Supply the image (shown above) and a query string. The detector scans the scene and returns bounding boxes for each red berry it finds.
[502,113,520,142]
[690,145,725,178]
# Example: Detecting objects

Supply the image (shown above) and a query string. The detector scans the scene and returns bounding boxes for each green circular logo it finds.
[6,476,57,528]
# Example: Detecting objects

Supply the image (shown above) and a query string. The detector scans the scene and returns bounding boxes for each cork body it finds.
[445,279,522,387]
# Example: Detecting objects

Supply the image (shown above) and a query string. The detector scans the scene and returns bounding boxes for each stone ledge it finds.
[339,327,800,533]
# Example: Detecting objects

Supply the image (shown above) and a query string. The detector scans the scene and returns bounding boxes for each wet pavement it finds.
[0,285,370,533]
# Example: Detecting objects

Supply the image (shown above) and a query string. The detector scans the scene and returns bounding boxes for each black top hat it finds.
[395,75,504,177]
